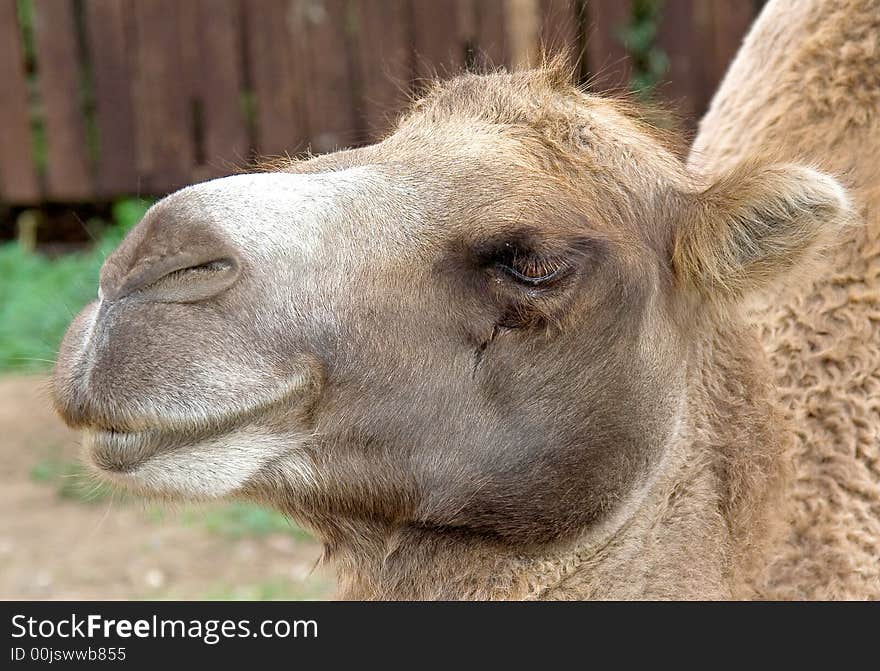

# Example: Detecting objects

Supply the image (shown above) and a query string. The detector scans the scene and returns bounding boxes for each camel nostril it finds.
[142,256,241,303]
[165,258,235,280]
[108,254,242,303]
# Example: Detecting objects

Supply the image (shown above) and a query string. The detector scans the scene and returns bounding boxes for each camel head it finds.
[53,68,850,582]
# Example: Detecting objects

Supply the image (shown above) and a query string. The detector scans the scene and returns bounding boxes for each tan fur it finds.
[691,0,880,599]
[675,161,853,301]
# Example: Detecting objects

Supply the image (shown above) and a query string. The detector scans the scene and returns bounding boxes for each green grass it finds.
[30,454,312,542]
[29,454,115,504]
[199,577,332,601]
[190,502,312,541]
[0,199,152,373]
[147,501,311,541]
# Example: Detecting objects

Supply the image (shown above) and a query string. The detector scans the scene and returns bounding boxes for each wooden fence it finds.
[0,0,762,206]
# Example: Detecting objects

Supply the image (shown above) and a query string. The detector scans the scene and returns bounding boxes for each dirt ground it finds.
[0,375,335,600]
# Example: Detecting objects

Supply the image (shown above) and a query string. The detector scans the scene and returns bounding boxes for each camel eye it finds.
[501,257,565,285]
[496,244,567,286]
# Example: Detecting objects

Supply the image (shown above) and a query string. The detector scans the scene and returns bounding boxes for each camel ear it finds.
[673,162,852,301]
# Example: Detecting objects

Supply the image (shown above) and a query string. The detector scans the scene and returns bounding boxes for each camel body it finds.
[691,0,880,599]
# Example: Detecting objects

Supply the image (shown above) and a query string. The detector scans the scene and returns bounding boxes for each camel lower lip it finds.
[85,428,166,473]
[84,413,256,476]
[77,386,306,481]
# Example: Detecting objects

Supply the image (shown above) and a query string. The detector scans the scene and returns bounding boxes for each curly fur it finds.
[691,0,880,599]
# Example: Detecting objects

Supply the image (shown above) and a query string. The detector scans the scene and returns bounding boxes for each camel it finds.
[690,0,880,599]
[51,0,875,599]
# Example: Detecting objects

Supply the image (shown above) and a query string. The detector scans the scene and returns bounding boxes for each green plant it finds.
[185,502,312,541]
[29,455,115,503]
[619,0,669,97]
[199,577,332,601]
[28,455,313,542]
[146,501,312,542]
[0,198,152,373]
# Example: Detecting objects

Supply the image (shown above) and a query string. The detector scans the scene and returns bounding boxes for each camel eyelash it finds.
[469,232,602,292]
[498,253,568,285]
[491,242,570,287]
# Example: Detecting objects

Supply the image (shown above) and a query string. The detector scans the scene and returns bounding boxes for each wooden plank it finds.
[245,0,308,158]
[656,0,703,127]
[177,0,201,141]
[584,0,631,92]
[472,0,508,69]
[131,0,194,194]
[300,0,360,152]
[458,0,476,60]
[353,0,412,141]
[0,0,40,203]
[505,0,541,68]
[708,2,756,91]
[657,0,756,129]
[411,0,466,82]
[85,0,138,197]
[32,0,92,200]
[185,0,249,179]
[539,0,580,68]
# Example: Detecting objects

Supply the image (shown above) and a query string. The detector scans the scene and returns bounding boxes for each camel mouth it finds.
[78,385,312,499]
[85,426,185,475]
[73,367,316,482]
[76,400,233,474]
[81,422,261,498]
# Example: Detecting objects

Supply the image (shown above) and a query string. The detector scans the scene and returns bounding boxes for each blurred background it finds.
[0,0,765,600]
